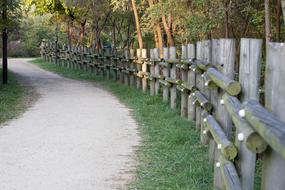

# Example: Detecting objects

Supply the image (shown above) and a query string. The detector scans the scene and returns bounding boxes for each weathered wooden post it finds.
[169,47,177,109]
[123,49,130,85]
[262,42,285,190]
[135,49,146,90]
[161,47,170,102]
[129,49,136,86]
[195,41,211,131]
[141,49,148,93]
[84,47,88,71]
[187,44,196,121]
[212,39,236,190]
[59,43,63,66]
[119,50,124,83]
[49,41,53,63]
[105,48,111,80]
[234,38,263,190]
[207,39,220,165]
[180,45,188,117]
[109,51,119,81]
[40,40,45,60]
[154,48,161,95]
[149,49,156,96]
[71,45,76,70]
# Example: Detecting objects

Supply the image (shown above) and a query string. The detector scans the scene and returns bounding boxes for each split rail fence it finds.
[40,38,285,190]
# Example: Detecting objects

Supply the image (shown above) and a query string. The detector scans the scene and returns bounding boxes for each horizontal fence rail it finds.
[40,38,285,190]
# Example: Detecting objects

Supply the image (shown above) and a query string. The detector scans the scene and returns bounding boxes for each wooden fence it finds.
[40,38,285,190]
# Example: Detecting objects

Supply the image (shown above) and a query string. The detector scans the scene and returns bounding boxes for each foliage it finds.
[0,0,22,30]
[19,0,284,53]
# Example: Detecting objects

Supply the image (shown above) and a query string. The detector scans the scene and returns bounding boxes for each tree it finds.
[281,0,285,24]
[2,0,8,84]
[265,0,272,43]
[0,0,21,84]
[131,0,144,49]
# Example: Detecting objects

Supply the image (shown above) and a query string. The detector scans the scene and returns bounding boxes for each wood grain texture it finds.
[235,38,262,190]
[169,47,177,109]
[154,48,160,95]
[187,44,196,121]
[149,49,155,96]
[262,42,285,190]
[181,45,188,117]
[162,47,170,102]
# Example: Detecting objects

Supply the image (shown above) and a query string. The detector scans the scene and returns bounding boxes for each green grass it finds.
[31,59,213,190]
[0,69,32,124]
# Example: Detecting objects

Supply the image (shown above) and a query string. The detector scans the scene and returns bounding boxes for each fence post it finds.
[124,49,130,85]
[154,48,160,95]
[180,45,188,117]
[212,39,236,190]
[136,49,143,89]
[195,41,211,131]
[262,42,285,190]
[208,39,220,165]
[236,38,263,190]
[187,44,196,121]
[169,47,177,109]
[142,49,148,93]
[129,49,136,86]
[162,47,170,102]
[119,50,124,83]
[149,49,155,96]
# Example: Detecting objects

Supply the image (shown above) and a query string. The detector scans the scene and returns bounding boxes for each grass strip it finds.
[0,69,32,124]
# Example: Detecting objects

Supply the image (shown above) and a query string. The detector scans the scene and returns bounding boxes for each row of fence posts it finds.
[40,38,285,190]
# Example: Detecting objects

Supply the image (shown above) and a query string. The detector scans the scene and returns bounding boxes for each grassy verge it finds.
[0,69,33,124]
[31,59,213,190]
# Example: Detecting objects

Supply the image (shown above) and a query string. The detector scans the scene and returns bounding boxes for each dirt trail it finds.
[0,59,140,190]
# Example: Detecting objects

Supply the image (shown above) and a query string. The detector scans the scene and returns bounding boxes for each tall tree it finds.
[147,0,163,50]
[265,0,272,43]
[1,0,20,84]
[162,13,174,46]
[281,0,285,24]
[131,0,144,49]
[2,0,8,84]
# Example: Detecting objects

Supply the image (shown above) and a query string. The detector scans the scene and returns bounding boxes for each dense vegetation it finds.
[1,0,285,57]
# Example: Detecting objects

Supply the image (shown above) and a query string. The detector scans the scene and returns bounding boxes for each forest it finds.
[1,0,285,57]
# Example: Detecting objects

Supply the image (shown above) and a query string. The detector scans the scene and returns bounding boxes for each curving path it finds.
[0,59,140,190]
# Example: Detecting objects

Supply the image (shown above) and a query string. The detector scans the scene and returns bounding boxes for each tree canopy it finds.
[2,0,285,57]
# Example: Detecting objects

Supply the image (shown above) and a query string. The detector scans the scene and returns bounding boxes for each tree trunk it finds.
[126,15,132,49]
[154,29,159,48]
[276,0,281,42]
[281,0,285,25]
[67,19,73,48]
[112,22,116,51]
[2,0,8,84]
[79,20,86,46]
[156,24,163,49]
[162,14,175,47]
[131,0,144,49]
[147,0,163,50]
[265,0,272,44]
[224,1,230,38]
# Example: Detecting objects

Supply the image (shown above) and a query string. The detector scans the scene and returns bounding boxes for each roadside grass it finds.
[31,59,213,190]
[0,69,32,124]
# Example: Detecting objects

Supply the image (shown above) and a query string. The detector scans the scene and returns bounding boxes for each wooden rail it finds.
[40,38,285,190]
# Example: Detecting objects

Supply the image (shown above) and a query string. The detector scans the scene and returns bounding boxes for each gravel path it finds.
[0,59,140,190]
